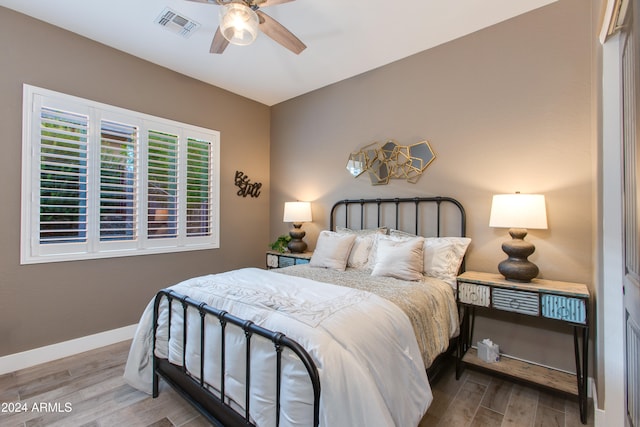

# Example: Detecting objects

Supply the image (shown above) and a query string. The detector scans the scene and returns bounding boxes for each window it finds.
[21,85,220,264]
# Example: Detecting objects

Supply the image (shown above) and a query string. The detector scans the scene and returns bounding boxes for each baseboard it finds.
[0,324,138,375]
[591,379,607,426]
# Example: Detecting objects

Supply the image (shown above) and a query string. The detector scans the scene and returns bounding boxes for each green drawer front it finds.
[541,295,586,324]
[278,257,295,267]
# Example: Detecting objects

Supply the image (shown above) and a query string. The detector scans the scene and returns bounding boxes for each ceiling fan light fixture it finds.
[219,2,259,46]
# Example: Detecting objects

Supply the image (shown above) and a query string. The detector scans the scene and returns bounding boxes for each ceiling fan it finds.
[186,0,306,55]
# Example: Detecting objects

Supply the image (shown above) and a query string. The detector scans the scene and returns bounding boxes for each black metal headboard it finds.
[329,196,466,238]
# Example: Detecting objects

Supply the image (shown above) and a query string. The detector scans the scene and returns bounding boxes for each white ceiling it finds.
[0,0,557,106]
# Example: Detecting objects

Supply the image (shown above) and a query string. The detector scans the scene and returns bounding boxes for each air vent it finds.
[155,8,200,38]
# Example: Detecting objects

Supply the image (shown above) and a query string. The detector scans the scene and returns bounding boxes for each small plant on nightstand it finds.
[269,234,291,253]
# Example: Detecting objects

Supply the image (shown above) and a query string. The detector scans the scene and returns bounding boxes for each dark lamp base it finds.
[498,228,539,283]
[498,259,539,282]
[287,223,307,253]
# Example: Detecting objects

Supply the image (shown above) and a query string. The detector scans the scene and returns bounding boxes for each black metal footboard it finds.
[152,289,321,427]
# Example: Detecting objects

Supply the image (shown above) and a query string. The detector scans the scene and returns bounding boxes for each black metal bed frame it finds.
[151,196,466,426]
[330,196,466,236]
[152,289,321,427]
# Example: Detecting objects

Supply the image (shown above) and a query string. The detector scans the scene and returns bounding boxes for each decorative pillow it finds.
[309,231,357,271]
[367,232,416,269]
[423,237,471,288]
[336,226,388,235]
[371,236,425,281]
[336,226,387,269]
[389,229,416,238]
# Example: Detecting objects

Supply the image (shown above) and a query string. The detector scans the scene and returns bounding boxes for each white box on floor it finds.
[477,339,500,363]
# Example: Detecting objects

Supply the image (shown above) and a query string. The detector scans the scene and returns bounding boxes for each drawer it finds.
[458,282,491,307]
[279,256,295,267]
[266,254,279,268]
[541,294,587,324]
[492,288,539,316]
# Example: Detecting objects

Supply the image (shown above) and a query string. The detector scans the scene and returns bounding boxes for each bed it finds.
[124,196,468,427]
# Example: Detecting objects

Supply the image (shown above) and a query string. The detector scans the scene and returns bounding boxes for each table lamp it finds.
[283,201,312,253]
[489,193,548,282]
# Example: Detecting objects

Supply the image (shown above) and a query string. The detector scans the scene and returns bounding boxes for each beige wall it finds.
[1,0,598,376]
[271,0,595,372]
[0,7,271,356]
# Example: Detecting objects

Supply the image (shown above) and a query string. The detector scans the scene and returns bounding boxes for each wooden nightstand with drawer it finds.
[456,271,590,424]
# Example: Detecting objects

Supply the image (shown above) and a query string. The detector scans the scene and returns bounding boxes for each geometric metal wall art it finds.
[346,139,436,185]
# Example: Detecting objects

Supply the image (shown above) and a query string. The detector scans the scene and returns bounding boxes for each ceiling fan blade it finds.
[257,10,306,55]
[184,0,218,4]
[210,27,229,54]
[254,0,296,7]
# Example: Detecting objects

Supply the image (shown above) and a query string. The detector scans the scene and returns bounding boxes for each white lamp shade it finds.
[489,194,548,229]
[283,202,312,223]
[219,3,259,46]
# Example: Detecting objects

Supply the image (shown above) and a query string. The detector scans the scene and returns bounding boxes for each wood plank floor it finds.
[0,340,593,427]
[420,359,594,427]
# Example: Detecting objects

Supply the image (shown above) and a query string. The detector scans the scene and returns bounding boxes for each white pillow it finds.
[336,226,387,269]
[423,237,471,288]
[309,231,356,271]
[371,236,425,281]
[336,226,388,235]
[389,229,416,238]
[345,234,376,269]
[367,232,416,269]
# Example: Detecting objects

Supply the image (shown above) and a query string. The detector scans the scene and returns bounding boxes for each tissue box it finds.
[477,339,500,363]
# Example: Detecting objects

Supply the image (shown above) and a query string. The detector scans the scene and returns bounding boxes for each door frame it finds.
[600,25,627,427]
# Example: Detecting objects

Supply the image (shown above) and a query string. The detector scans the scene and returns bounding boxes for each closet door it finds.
[621,1,640,426]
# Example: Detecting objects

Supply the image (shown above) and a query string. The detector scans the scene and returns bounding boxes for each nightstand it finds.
[456,271,590,424]
[266,250,313,269]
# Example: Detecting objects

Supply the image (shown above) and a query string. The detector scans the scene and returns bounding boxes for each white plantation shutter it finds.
[186,137,212,237]
[21,85,220,264]
[100,120,138,242]
[147,130,178,240]
[39,107,89,245]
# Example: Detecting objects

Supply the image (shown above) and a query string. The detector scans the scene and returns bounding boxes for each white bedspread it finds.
[124,267,431,427]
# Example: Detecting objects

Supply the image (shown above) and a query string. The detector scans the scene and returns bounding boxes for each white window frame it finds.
[21,84,220,264]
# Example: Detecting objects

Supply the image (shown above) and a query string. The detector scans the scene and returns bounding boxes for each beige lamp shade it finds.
[283,202,312,224]
[489,193,547,282]
[489,194,547,230]
[283,201,312,253]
